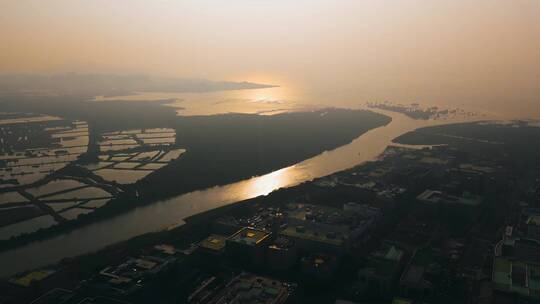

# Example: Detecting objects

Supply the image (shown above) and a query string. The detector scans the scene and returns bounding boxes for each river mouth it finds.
[93,87,312,117]
[0,108,483,278]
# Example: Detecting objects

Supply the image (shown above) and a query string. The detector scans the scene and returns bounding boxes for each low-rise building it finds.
[458,238,491,281]
[90,252,176,296]
[281,203,381,254]
[266,237,298,272]
[399,248,444,298]
[493,231,540,300]
[385,217,438,252]
[226,228,271,266]
[28,288,132,304]
[76,297,132,304]
[301,253,339,282]
[526,214,540,241]
[9,269,58,289]
[358,243,406,294]
[198,234,228,257]
[280,224,345,254]
[7,267,70,297]
[190,273,295,304]
[417,189,483,207]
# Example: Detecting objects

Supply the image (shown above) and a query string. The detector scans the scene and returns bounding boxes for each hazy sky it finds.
[2,1,540,117]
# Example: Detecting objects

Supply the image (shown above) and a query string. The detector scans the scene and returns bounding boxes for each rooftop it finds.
[9,269,56,287]
[494,236,540,298]
[527,214,540,226]
[303,253,338,268]
[229,228,270,246]
[513,239,540,263]
[93,254,172,295]
[360,258,401,280]
[153,244,177,256]
[373,244,404,262]
[280,225,344,246]
[400,248,441,288]
[493,256,540,297]
[281,203,380,246]
[199,234,228,252]
[268,237,295,251]
[209,273,293,304]
[77,297,133,304]
[417,189,483,206]
[286,203,369,226]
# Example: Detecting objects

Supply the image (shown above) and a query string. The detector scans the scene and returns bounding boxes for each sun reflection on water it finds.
[239,167,296,197]
[93,82,309,116]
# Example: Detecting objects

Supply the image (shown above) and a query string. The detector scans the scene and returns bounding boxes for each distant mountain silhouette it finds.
[0,73,276,97]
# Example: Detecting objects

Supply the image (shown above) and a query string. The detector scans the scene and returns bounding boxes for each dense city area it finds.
[3,119,540,303]
[3,2,540,303]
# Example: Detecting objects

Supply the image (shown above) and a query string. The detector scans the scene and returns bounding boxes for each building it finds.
[198,234,228,257]
[190,273,295,304]
[7,267,70,297]
[358,243,406,294]
[492,230,540,300]
[280,224,345,254]
[226,228,271,266]
[188,276,226,304]
[526,214,540,241]
[384,217,438,252]
[9,269,58,289]
[280,203,381,254]
[76,297,132,304]
[391,298,424,304]
[28,288,131,304]
[213,216,244,236]
[458,238,491,281]
[417,189,483,226]
[266,237,298,272]
[399,248,444,298]
[90,253,176,296]
[301,253,339,282]
[417,189,483,207]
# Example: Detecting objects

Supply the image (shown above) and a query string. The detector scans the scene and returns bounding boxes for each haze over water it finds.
[2,0,540,283]
[96,85,507,120]
[3,1,540,118]
[0,108,476,278]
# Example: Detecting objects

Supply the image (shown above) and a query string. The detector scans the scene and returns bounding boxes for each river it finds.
[0,109,475,277]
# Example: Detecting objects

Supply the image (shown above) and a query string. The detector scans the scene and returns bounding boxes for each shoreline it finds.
[0,108,480,278]
[0,109,390,255]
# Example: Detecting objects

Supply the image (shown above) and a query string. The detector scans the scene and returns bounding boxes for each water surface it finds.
[0,109,477,277]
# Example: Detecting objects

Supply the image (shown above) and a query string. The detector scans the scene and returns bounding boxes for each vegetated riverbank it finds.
[393,120,540,168]
[17,119,539,281]
[138,109,391,200]
[0,105,390,252]
[6,107,472,279]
